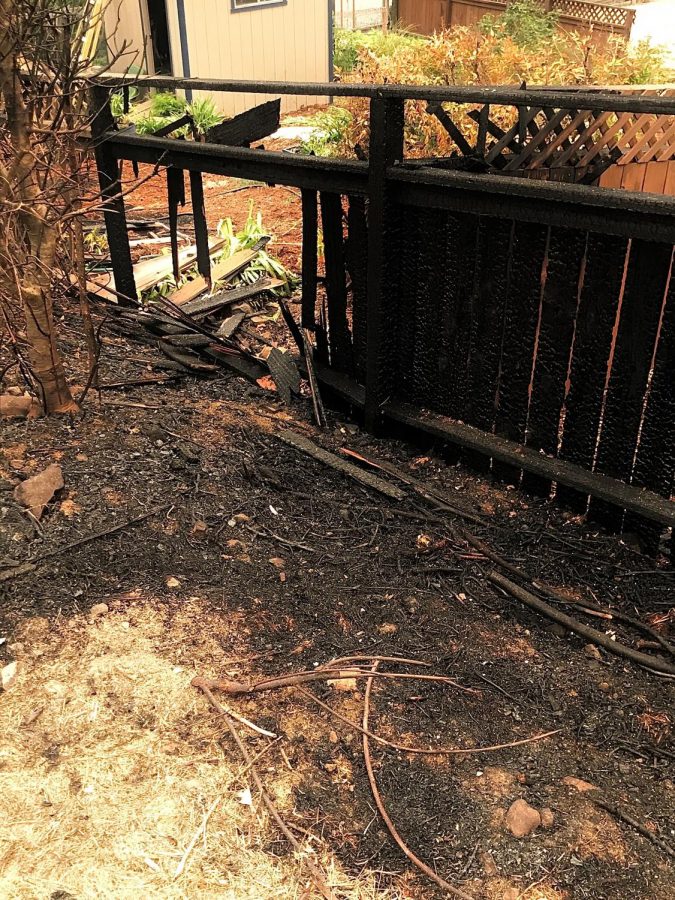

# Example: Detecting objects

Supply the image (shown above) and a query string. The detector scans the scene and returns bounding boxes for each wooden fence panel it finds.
[522,226,587,495]
[589,239,673,529]
[557,233,628,510]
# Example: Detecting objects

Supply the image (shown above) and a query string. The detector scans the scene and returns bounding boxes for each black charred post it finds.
[189,171,211,284]
[89,86,137,305]
[301,189,318,329]
[320,191,352,373]
[167,168,186,282]
[365,96,404,432]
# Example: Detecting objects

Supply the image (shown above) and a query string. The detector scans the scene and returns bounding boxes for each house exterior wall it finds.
[165,0,330,116]
[104,0,155,74]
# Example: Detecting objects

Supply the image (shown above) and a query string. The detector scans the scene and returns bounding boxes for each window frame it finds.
[230,0,288,12]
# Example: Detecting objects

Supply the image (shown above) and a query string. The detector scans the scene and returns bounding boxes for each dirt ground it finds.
[1,172,674,900]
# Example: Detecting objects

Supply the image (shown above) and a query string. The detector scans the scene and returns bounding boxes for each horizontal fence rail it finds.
[90,76,675,558]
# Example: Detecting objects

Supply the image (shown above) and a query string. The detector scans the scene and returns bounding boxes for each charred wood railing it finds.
[90,76,675,553]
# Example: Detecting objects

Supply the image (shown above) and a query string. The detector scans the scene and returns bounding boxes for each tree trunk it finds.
[20,226,79,414]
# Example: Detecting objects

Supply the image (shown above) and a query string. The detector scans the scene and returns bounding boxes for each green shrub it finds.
[186,98,223,135]
[149,92,187,117]
[301,107,353,157]
[480,0,559,49]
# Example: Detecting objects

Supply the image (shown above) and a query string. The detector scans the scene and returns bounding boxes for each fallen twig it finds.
[193,678,336,900]
[0,503,175,582]
[593,798,675,859]
[487,571,675,677]
[276,430,406,501]
[296,684,559,756]
[196,666,480,697]
[191,679,277,738]
[362,663,473,899]
[174,795,221,879]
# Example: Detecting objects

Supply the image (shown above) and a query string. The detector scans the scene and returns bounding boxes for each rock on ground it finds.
[505,799,541,837]
[13,464,64,520]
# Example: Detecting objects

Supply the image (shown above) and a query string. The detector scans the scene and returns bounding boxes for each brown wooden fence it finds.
[397,0,635,43]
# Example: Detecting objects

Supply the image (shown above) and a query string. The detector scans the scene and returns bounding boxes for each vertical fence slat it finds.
[522,226,587,496]
[466,217,515,448]
[396,206,421,403]
[492,222,549,484]
[442,214,481,423]
[411,208,450,410]
[189,171,211,283]
[623,253,674,548]
[346,195,368,382]
[90,86,136,304]
[301,189,318,330]
[589,239,673,531]
[557,233,629,510]
[365,97,405,432]
[320,191,352,372]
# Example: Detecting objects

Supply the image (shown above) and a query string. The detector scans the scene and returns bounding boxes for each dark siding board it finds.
[466,217,515,432]
[590,239,673,530]
[557,233,629,510]
[492,222,549,484]
[411,208,449,411]
[301,189,318,329]
[442,213,481,422]
[522,226,587,496]
[395,204,422,402]
[623,253,675,548]
[346,195,369,382]
[320,191,352,372]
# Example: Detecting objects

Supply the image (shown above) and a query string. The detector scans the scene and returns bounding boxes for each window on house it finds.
[232,0,287,10]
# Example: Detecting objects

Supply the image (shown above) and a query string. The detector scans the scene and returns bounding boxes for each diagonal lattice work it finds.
[553,0,632,29]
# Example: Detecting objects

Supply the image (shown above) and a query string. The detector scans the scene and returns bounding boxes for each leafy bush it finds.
[324,22,669,159]
[186,98,222,136]
[149,92,187,117]
[216,204,298,296]
[480,0,558,49]
[301,107,353,156]
[333,26,423,74]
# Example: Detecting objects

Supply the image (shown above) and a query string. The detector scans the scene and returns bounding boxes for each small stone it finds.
[233,513,250,524]
[584,643,602,661]
[540,807,555,828]
[13,464,64,519]
[89,603,109,620]
[598,681,610,692]
[1,661,18,692]
[377,622,398,635]
[563,776,597,793]
[505,799,541,837]
[0,394,32,418]
[328,730,338,744]
[6,386,23,397]
[269,557,285,568]
[191,520,208,536]
[479,850,498,876]
[165,576,181,589]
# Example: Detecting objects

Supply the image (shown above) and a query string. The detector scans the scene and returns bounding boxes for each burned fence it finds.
[91,76,675,550]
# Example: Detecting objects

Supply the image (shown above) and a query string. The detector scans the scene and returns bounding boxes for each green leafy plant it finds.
[480,0,559,49]
[109,86,138,119]
[216,204,298,296]
[186,97,223,135]
[301,107,353,157]
[149,91,187,117]
[333,26,423,74]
